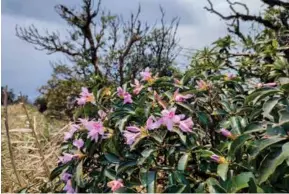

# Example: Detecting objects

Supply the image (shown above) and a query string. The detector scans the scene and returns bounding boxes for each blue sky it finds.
[2,0,263,100]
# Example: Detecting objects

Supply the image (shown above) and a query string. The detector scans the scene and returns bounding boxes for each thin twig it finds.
[3,86,23,187]
[21,102,50,177]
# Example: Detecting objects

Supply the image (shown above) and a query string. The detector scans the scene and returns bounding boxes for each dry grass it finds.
[1,104,68,193]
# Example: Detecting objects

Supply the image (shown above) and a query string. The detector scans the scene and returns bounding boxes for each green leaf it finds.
[116,115,131,132]
[104,169,116,180]
[250,137,286,159]
[258,142,289,184]
[229,134,251,159]
[163,185,186,193]
[152,130,167,143]
[138,148,155,165]
[147,171,156,193]
[104,153,121,164]
[139,168,148,187]
[49,164,67,181]
[176,102,194,113]
[252,90,281,105]
[196,150,215,158]
[217,163,229,181]
[248,178,264,193]
[197,112,211,127]
[228,172,254,193]
[206,178,227,193]
[117,161,137,174]
[75,160,84,187]
[230,116,242,134]
[177,153,190,171]
[244,123,266,134]
[262,98,279,119]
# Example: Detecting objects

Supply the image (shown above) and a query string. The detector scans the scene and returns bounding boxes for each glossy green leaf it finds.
[262,97,279,119]
[206,178,227,193]
[49,164,67,181]
[217,163,229,181]
[104,169,116,180]
[117,161,137,174]
[244,123,266,134]
[250,137,286,159]
[228,172,254,193]
[258,142,289,184]
[104,153,121,164]
[177,153,189,171]
[163,185,186,193]
[75,160,84,187]
[147,171,156,193]
[248,178,264,193]
[229,134,251,159]
[116,115,131,132]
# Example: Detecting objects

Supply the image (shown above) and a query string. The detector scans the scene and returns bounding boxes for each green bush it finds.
[47,67,289,193]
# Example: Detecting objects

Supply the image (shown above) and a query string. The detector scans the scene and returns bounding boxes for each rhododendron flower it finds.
[123,126,141,145]
[64,124,79,141]
[131,79,144,95]
[117,87,125,98]
[107,179,124,192]
[173,89,194,102]
[98,110,107,120]
[86,120,104,142]
[145,116,162,130]
[140,67,152,81]
[160,107,185,131]
[256,82,277,89]
[73,139,84,149]
[179,117,194,133]
[59,153,75,164]
[154,91,167,109]
[196,80,209,90]
[61,172,72,182]
[63,179,75,193]
[220,128,235,140]
[76,87,95,105]
[224,73,236,81]
[210,154,227,164]
[123,92,133,104]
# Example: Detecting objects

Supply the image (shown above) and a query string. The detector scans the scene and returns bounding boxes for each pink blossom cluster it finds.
[76,87,95,105]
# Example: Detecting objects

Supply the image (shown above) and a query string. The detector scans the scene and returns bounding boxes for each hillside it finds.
[1,104,68,192]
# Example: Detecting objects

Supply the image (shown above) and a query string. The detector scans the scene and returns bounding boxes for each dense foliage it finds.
[46,66,289,193]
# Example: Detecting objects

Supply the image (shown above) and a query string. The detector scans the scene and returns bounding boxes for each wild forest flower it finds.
[140,67,152,81]
[123,126,141,145]
[224,73,236,81]
[220,128,235,140]
[173,89,194,102]
[131,79,144,95]
[63,179,76,193]
[117,87,133,104]
[256,82,277,88]
[86,120,104,142]
[196,80,209,91]
[160,107,185,131]
[73,139,84,149]
[123,92,133,104]
[145,116,162,130]
[210,154,227,164]
[64,124,80,141]
[107,179,124,192]
[76,87,95,105]
[58,153,75,164]
[98,110,107,120]
[179,117,194,133]
[61,172,72,182]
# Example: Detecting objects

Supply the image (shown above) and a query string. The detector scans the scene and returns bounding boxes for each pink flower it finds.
[210,154,227,164]
[98,110,107,120]
[256,82,277,88]
[174,78,181,85]
[140,67,152,81]
[224,73,236,81]
[76,87,95,105]
[86,121,104,142]
[123,126,141,145]
[196,80,209,90]
[123,92,133,104]
[160,107,185,131]
[63,179,76,193]
[61,172,72,182]
[107,179,124,192]
[73,139,84,149]
[173,89,194,102]
[220,128,235,140]
[117,87,125,98]
[64,124,80,141]
[59,153,75,164]
[145,116,162,130]
[179,117,194,133]
[131,79,144,95]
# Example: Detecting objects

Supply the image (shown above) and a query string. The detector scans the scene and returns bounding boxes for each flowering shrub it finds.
[48,68,289,193]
